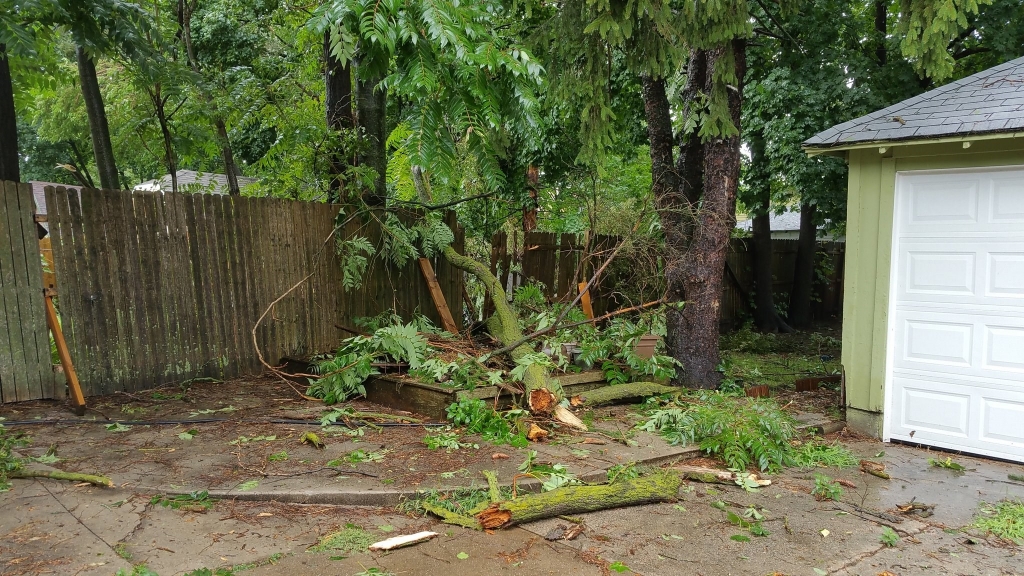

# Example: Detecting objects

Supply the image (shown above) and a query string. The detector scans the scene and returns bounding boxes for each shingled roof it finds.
[804,56,1024,149]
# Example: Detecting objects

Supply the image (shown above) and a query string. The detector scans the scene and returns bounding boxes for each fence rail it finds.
[43,186,463,397]
[0,181,58,402]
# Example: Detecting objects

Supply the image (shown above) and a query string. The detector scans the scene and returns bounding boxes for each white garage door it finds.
[886,166,1024,462]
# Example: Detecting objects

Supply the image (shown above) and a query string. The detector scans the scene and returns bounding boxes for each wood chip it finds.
[491,453,510,460]
[527,424,549,442]
[368,531,439,551]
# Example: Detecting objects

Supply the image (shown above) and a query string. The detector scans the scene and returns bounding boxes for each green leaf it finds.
[106,423,131,432]
[456,552,469,560]
[608,561,630,573]
[178,429,198,440]
[813,569,828,576]
[730,534,750,542]
[237,480,259,492]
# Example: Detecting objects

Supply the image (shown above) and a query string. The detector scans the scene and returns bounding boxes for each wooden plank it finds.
[232,196,258,373]
[15,182,53,398]
[45,186,80,396]
[249,197,273,366]
[167,191,200,381]
[263,198,284,362]
[81,189,117,393]
[137,191,171,387]
[119,190,150,390]
[62,187,101,395]
[556,233,578,300]
[4,181,44,400]
[578,281,595,323]
[214,194,242,377]
[0,181,22,402]
[417,257,459,334]
[45,291,84,413]
[293,200,313,355]
[183,194,214,377]
[199,194,228,377]
[280,199,299,357]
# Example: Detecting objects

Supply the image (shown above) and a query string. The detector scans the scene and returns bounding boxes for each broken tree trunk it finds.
[676,465,771,487]
[577,382,677,406]
[476,472,682,529]
[10,469,113,487]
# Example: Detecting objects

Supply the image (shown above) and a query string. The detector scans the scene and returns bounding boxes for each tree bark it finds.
[577,382,677,406]
[0,44,19,183]
[788,202,818,328]
[149,85,178,193]
[325,30,354,203]
[748,133,791,333]
[476,472,682,529]
[356,70,387,204]
[76,47,120,190]
[875,0,888,66]
[669,41,746,389]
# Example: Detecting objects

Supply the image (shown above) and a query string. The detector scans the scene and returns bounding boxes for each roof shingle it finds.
[804,56,1024,149]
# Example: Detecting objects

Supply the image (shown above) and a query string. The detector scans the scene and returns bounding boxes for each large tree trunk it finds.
[325,30,353,203]
[0,44,19,182]
[788,202,818,328]
[215,118,241,194]
[356,71,387,205]
[76,47,120,190]
[650,42,745,389]
[875,0,888,65]
[149,86,178,193]
[748,133,791,333]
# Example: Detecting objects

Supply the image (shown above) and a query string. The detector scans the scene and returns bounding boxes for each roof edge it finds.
[803,129,1024,156]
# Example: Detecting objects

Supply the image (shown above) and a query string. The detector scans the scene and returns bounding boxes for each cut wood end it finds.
[476,505,512,530]
[569,395,584,407]
[528,388,557,414]
[553,405,588,431]
[527,423,549,442]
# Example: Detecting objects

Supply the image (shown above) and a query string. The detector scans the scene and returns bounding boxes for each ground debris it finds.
[368,531,438,551]
[896,498,935,518]
[860,459,890,479]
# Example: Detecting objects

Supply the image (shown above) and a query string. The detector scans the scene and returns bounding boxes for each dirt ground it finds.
[2,377,1023,576]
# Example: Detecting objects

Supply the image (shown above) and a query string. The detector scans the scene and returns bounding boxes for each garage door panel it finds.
[889,168,1024,463]
[980,397,1024,446]
[991,176,1024,222]
[896,383,971,436]
[987,253,1024,298]
[983,326,1024,375]
[905,177,979,225]
[896,240,1024,306]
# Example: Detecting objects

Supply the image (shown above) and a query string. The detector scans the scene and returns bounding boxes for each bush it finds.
[638,392,797,472]
[446,398,527,447]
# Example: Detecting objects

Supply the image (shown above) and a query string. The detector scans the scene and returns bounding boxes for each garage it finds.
[888,168,1024,461]
[804,56,1024,462]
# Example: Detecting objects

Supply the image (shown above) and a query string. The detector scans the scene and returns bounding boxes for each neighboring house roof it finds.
[135,170,259,194]
[736,207,803,233]
[29,181,82,217]
[804,55,1024,150]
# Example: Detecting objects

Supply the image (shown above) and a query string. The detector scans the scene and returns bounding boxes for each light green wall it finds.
[841,137,1024,436]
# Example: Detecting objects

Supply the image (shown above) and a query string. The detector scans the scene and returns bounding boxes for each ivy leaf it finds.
[608,561,630,573]
[456,552,469,560]
[730,534,751,542]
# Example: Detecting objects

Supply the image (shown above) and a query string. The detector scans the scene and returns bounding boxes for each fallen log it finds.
[676,465,771,487]
[475,472,682,529]
[860,460,890,480]
[576,382,677,406]
[10,469,113,487]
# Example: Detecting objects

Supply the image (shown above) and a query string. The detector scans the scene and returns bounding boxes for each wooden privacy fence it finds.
[490,232,620,316]
[499,231,845,325]
[44,186,463,397]
[0,181,60,402]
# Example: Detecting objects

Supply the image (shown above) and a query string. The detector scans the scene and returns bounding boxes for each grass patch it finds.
[812,473,843,501]
[308,524,374,554]
[150,491,215,511]
[973,500,1024,543]
[401,485,512,517]
[792,440,859,469]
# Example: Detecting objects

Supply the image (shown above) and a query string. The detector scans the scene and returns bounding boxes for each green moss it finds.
[307,524,374,554]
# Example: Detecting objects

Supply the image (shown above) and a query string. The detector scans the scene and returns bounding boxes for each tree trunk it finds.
[748,133,791,333]
[215,118,241,194]
[666,41,746,389]
[150,86,178,193]
[0,44,19,183]
[476,472,682,529]
[788,202,818,328]
[356,71,387,204]
[325,30,353,203]
[76,47,119,190]
[875,0,888,66]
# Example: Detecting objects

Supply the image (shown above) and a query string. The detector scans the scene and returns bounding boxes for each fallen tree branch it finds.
[675,465,771,487]
[576,382,677,406]
[11,469,113,487]
[476,472,681,529]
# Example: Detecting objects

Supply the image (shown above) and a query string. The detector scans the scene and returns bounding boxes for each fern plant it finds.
[638,392,797,472]
[307,322,430,404]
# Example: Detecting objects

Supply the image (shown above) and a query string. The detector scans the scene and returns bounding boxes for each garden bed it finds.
[364,370,610,420]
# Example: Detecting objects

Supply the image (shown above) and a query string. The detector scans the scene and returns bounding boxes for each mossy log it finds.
[476,472,682,529]
[577,382,678,406]
[676,465,771,486]
[11,469,113,487]
[421,501,482,530]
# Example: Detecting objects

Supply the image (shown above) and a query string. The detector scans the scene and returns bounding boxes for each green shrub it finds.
[637,392,797,472]
[446,398,527,447]
[792,441,859,469]
[812,473,843,501]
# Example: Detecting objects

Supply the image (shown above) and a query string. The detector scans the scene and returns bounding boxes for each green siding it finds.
[841,137,1024,432]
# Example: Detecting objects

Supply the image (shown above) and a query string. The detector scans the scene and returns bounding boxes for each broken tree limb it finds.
[475,472,682,529]
[10,469,113,487]
[676,466,771,487]
[577,382,678,406]
[369,531,438,551]
[421,501,482,530]
[552,406,588,431]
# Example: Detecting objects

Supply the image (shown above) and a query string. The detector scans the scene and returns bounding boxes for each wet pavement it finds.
[2,436,1021,575]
